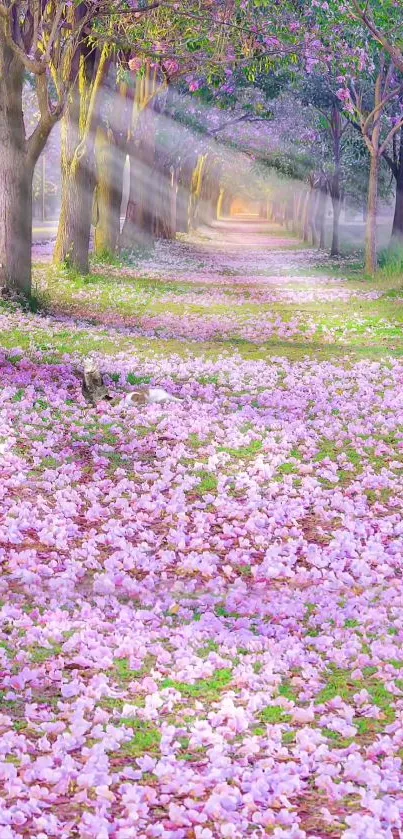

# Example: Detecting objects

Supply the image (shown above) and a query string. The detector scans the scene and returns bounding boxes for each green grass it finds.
[117,718,161,757]
[30,644,62,663]
[9,252,398,365]
[113,656,155,683]
[127,373,152,385]
[220,439,263,458]
[315,666,395,718]
[260,705,292,724]
[377,241,403,280]
[193,470,218,495]
[322,728,354,749]
[276,461,298,477]
[197,640,220,658]
[161,667,233,699]
[278,680,299,702]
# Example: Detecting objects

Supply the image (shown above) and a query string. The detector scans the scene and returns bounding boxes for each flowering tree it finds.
[304,1,403,271]
[114,0,307,251]
[0,0,131,295]
[55,0,257,265]
[345,56,403,271]
[57,0,316,266]
[348,0,403,72]
[349,1,403,242]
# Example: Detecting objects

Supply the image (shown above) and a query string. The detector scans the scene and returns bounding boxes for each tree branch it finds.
[0,13,45,73]
[362,82,403,137]
[382,150,398,178]
[26,72,63,165]
[379,117,403,157]
[349,0,403,73]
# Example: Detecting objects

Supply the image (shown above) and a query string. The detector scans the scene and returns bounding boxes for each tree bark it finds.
[284,195,294,231]
[390,130,403,242]
[366,152,379,274]
[292,192,302,234]
[330,187,341,256]
[329,106,342,256]
[94,78,131,257]
[216,189,224,220]
[121,109,157,248]
[198,159,221,226]
[0,139,33,296]
[363,64,383,274]
[391,174,403,242]
[54,47,110,273]
[54,149,96,272]
[0,35,62,295]
[0,47,34,294]
[175,153,198,233]
[304,176,320,245]
[328,166,342,256]
[94,126,126,256]
[302,188,312,242]
[189,155,207,228]
[120,67,165,250]
[120,152,138,249]
[315,175,328,249]
[153,156,176,239]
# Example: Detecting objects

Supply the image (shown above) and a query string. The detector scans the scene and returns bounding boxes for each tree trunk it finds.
[120,157,156,249]
[53,81,95,272]
[330,192,341,256]
[175,154,197,233]
[364,64,383,274]
[94,79,131,257]
[120,67,168,250]
[0,37,61,295]
[362,196,367,223]
[54,47,110,273]
[329,172,342,256]
[120,153,139,248]
[292,192,302,234]
[390,131,403,243]
[199,185,216,226]
[153,158,176,240]
[217,189,224,220]
[121,105,156,249]
[305,179,320,246]
[0,143,33,295]
[329,107,343,256]
[176,181,190,232]
[315,176,328,249]
[391,175,403,242]
[189,155,207,228]
[0,48,32,294]
[54,149,96,273]
[366,152,379,274]
[94,127,125,256]
[284,196,294,231]
[302,188,312,242]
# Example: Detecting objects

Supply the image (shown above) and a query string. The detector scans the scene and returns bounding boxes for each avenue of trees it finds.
[0,0,403,296]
